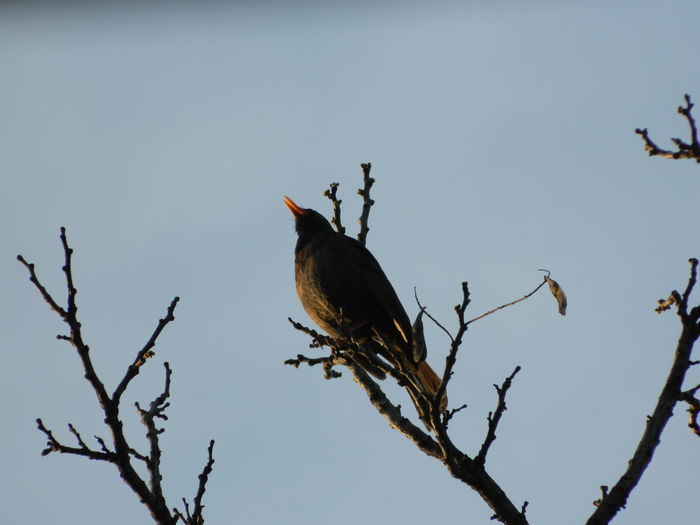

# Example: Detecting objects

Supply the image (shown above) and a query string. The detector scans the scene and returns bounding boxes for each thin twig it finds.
[95,435,112,454]
[466,279,548,326]
[475,366,522,466]
[16,255,68,319]
[287,317,354,350]
[433,282,471,423]
[681,258,698,314]
[135,362,174,504]
[414,288,455,343]
[113,297,180,404]
[679,384,700,438]
[60,227,78,316]
[443,403,468,426]
[68,423,89,449]
[177,440,215,525]
[323,182,345,235]
[357,162,375,247]
[36,418,114,461]
[428,282,471,467]
[635,94,700,163]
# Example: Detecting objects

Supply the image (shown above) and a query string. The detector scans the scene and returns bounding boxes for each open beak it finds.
[283,196,306,217]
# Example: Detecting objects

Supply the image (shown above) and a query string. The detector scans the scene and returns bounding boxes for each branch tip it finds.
[636,94,700,162]
[357,162,375,247]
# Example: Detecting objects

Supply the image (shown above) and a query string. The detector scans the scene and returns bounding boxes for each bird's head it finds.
[284,196,334,238]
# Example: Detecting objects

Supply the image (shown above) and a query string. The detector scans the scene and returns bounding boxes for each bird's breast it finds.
[294,246,348,338]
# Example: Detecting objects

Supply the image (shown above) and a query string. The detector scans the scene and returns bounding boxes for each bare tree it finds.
[18,228,215,525]
[286,158,699,525]
[20,97,698,525]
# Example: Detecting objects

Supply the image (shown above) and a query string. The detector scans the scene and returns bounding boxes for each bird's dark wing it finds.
[333,235,412,345]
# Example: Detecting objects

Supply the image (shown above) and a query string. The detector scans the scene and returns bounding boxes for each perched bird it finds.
[284,196,445,421]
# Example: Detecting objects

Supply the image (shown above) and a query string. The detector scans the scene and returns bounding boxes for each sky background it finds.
[2,1,699,524]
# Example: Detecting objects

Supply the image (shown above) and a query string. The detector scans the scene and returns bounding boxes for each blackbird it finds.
[284,196,444,417]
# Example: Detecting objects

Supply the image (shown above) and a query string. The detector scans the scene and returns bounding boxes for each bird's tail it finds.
[415,360,447,411]
[403,360,447,431]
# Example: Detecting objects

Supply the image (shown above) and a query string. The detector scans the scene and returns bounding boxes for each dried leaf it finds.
[544,276,567,316]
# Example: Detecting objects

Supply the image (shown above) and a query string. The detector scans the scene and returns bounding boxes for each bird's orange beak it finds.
[284,196,306,217]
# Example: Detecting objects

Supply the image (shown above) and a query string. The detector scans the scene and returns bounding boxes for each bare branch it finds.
[585,261,700,525]
[291,279,527,525]
[443,403,468,426]
[129,446,149,463]
[466,278,548,327]
[635,94,700,163]
[475,366,522,466]
[679,384,700,438]
[59,226,78,316]
[414,288,455,343]
[21,228,212,525]
[680,258,698,314]
[323,182,345,235]
[356,162,375,247]
[175,440,216,525]
[21,229,114,430]
[95,435,113,455]
[288,329,528,524]
[67,423,89,450]
[17,254,68,319]
[284,352,344,380]
[431,282,471,433]
[36,418,113,461]
[135,362,175,504]
[287,317,394,380]
[287,317,355,351]
[112,296,180,405]
[346,357,444,459]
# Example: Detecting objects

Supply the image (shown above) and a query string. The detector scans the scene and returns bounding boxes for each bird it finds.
[284,196,445,424]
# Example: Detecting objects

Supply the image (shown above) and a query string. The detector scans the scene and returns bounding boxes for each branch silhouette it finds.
[19,228,215,525]
[586,258,700,524]
[635,94,700,163]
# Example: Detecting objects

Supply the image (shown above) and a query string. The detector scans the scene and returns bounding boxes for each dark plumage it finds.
[284,196,443,412]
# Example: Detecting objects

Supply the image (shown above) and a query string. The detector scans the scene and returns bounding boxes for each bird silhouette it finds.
[284,196,445,425]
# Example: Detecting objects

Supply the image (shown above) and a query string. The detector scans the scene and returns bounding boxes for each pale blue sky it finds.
[2,2,699,524]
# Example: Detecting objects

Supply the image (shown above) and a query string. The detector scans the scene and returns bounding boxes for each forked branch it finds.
[585,258,700,525]
[19,228,215,525]
[635,94,700,163]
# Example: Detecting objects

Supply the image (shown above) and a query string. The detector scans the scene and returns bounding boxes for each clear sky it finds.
[2,1,699,524]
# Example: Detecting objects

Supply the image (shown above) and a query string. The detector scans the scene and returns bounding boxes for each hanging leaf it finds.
[544,276,567,316]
